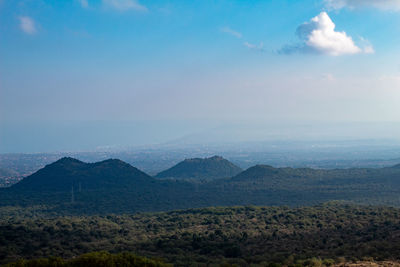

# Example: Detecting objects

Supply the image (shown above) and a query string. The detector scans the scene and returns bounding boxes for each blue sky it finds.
[1,0,400,152]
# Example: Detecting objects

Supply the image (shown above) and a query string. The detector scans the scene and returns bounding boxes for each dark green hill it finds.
[194,163,400,207]
[3,158,400,214]
[155,156,242,180]
[1,157,199,214]
[228,164,400,193]
[232,164,282,180]
[11,157,153,192]
[229,164,396,189]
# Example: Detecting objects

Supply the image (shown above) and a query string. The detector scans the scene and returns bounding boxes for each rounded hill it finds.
[155,156,242,180]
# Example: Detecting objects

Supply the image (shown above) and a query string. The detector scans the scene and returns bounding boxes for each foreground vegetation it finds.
[4,251,170,267]
[7,254,400,267]
[1,202,400,266]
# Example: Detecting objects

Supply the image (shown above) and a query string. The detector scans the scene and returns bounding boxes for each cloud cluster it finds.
[283,12,372,56]
[18,16,36,35]
[325,0,400,10]
[103,0,147,12]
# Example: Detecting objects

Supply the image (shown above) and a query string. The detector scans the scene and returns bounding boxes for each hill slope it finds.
[11,157,153,192]
[155,156,242,180]
[1,157,198,214]
[229,164,398,189]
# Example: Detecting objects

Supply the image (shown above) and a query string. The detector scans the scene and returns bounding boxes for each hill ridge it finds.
[155,155,242,180]
[3,158,400,214]
[10,157,154,192]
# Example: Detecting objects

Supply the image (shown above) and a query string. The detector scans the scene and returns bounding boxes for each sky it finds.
[1,0,400,152]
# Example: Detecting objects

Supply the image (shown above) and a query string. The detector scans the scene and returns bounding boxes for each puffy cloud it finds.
[325,0,400,10]
[103,0,147,12]
[220,27,242,38]
[282,12,372,56]
[18,16,36,35]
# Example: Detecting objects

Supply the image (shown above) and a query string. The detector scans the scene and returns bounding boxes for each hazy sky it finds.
[1,0,400,152]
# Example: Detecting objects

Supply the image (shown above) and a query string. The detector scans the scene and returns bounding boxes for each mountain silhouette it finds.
[155,156,242,180]
[3,158,400,214]
[11,157,153,192]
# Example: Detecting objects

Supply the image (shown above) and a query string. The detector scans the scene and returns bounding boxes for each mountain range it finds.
[2,156,400,214]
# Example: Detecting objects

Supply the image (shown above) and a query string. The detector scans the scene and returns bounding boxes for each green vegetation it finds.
[1,203,400,266]
[5,251,170,267]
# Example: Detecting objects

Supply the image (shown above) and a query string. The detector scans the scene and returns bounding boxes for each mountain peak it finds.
[183,156,226,163]
[11,158,153,192]
[209,155,224,160]
[54,157,84,165]
[47,157,86,170]
[156,155,242,180]
[93,158,130,167]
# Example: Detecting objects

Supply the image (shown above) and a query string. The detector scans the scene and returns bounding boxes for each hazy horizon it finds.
[2,119,400,153]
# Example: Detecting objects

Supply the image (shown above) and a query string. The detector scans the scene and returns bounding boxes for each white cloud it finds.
[325,0,400,10]
[220,27,242,38]
[244,41,264,51]
[103,0,147,11]
[18,16,36,35]
[297,12,360,55]
[282,12,372,56]
[78,0,89,8]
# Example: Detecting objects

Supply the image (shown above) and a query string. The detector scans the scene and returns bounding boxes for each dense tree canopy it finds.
[2,203,400,266]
